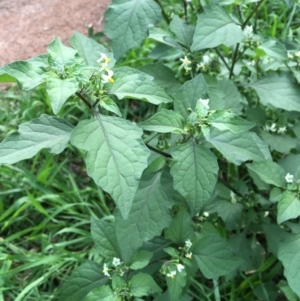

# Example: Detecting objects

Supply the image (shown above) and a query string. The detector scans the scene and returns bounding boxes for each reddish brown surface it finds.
[0,0,111,66]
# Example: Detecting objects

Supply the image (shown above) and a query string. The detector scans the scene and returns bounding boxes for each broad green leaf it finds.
[129,251,153,270]
[84,286,120,301]
[278,234,300,297]
[104,0,162,59]
[204,128,271,165]
[28,54,49,68]
[170,15,195,47]
[249,73,300,112]
[46,77,79,114]
[205,76,244,113]
[0,114,73,164]
[139,62,181,94]
[258,39,287,60]
[165,208,194,245]
[191,5,243,51]
[174,74,208,120]
[170,141,218,215]
[278,280,299,301]
[91,217,121,259]
[109,71,173,105]
[139,109,184,133]
[47,37,77,69]
[1,61,45,90]
[208,110,255,134]
[100,97,122,117]
[277,191,300,224]
[263,224,289,256]
[193,235,242,279]
[70,31,115,67]
[260,131,297,154]
[279,154,300,175]
[246,160,286,188]
[166,267,187,301]
[58,261,108,301]
[129,273,162,297]
[70,116,149,218]
[115,171,173,262]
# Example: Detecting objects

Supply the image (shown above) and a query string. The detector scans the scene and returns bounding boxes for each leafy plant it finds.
[1,0,300,300]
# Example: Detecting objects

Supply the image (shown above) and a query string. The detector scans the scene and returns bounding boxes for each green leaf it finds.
[100,97,122,117]
[170,15,195,47]
[166,267,187,301]
[165,208,194,245]
[104,0,162,59]
[115,171,173,262]
[84,286,120,301]
[139,109,184,133]
[70,116,149,218]
[263,224,289,256]
[246,160,286,188]
[130,273,162,297]
[129,251,153,270]
[205,76,244,114]
[278,280,299,301]
[170,141,219,215]
[109,70,172,105]
[277,191,300,225]
[204,128,271,165]
[258,39,287,60]
[208,110,255,134]
[191,5,243,51]
[59,261,108,301]
[278,234,300,297]
[47,37,77,69]
[91,217,121,259]
[70,31,115,67]
[260,131,297,154]
[139,62,181,94]
[0,114,73,164]
[46,77,79,114]
[193,235,242,279]
[1,61,45,90]
[174,74,208,120]
[249,73,300,112]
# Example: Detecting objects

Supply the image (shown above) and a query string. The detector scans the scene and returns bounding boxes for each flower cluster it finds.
[197,54,211,71]
[102,257,124,278]
[166,264,185,278]
[243,25,254,41]
[184,239,192,259]
[180,55,192,73]
[287,51,300,61]
[97,52,114,84]
[264,123,286,134]
[230,191,237,204]
[285,173,294,184]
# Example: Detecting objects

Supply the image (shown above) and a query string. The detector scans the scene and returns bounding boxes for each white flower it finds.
[185,252,192,259]
[185,239,192,249]
[101,69,114,84]
[112,257,122,267]
[180,55,191,68]
[285,173,294,183]
[247,60,255,66]
[97,52,111,64]
[184,66,192,73]
[295,51,300,58]
[197,62,206,70]
[102,263,110,277]
[230,191,237,203]
[243,25,253,39]
[203,212,209,217]
[202,55,210,64]
[177,264,185,273]
[199,98,209,110]
[265,123,277,132]
[278,126,287,134]
[287,52,294,59]
[166,270,177,278]
[264,211,269,217]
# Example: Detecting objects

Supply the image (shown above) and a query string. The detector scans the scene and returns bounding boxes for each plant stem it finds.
[283,3,297,38]
[213,279,221,301]
[215,48,230,71]
[229,0,266,79]
[154,0,170,24]
[146,144,172,158]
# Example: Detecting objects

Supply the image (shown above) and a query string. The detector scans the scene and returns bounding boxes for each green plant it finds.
[1,0,300,300]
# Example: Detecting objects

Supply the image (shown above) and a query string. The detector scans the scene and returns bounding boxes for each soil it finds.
[0,0,111,66]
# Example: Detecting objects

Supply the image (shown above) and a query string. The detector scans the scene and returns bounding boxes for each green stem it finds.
[213,279,221,301]
[154,0,170,23]
[146,144,172,158]
[283,3,297,38]
[229,0,266,79]
[216,48,230,71]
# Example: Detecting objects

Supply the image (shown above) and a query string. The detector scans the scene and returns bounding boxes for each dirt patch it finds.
[0,0,111,66]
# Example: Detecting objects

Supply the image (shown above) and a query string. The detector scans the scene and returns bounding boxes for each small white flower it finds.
[247,60,255,66]
[112,257,122,267]
[264,211,269,217]
[295,51,300,58]
[185,239,192,249]
[230,191,237,203]
[265,123,277,132]
[102,263,110,277]
[166,270,177,278]
[101,69,114,84]
[285,173,294,183]
[278,126,287,134]
[197,62,206,70]
[180,55,192,67]
[203,211,209,217]
[184,66,192,73]
[202,55,211,64]
[185,252,192,259]
[97,52,111,64]
[199,98,209,110]
[177,264,185,273]
[287,52,294,59]
[243,25,253,39]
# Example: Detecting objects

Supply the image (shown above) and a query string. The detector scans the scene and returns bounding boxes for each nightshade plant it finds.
[1,0,300,300]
